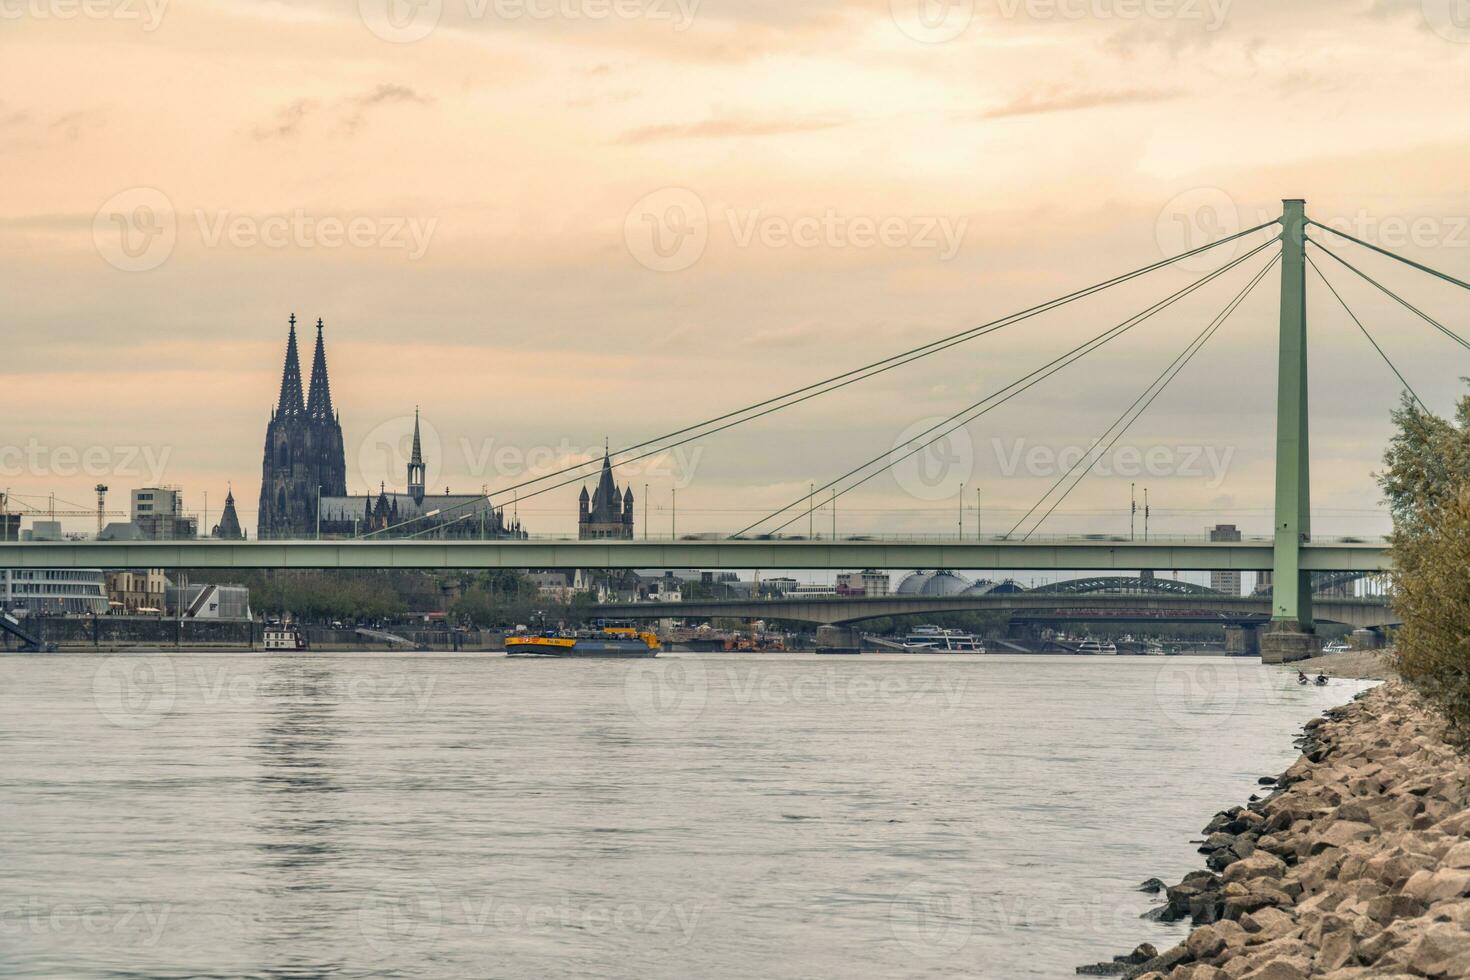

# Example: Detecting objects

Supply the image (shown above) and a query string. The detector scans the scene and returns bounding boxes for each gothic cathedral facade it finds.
[257,316,347,539]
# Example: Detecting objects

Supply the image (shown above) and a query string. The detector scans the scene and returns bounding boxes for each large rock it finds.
[1222,852,1287,885]
[1404,923,1470,977]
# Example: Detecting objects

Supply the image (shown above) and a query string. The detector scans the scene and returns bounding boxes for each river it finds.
[0,652,1373,978]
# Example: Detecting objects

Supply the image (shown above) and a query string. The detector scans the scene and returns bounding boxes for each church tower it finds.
[577,441,635,539]
[407,407,426,504]
[258,315,347,538]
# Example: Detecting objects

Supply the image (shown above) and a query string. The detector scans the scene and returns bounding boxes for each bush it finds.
[1381,392,1470,741]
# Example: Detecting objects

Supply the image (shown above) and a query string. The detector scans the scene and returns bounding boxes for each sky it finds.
[5,0,1470,541]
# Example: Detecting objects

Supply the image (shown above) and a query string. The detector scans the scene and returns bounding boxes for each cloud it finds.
[979,86,1180,120]
[618,114,849,144]
[250,99,317,141]
[251,85,432,141]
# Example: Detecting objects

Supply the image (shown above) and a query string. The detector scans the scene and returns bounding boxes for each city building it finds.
[1209,524,1243,596]
[0,569,109,615]
[131,488,198,540]
[165,583,252,620]
[106,569,169,615]
[258,317,523,540]
[578,445,634,539]
[22,520,63,542]
[1,514,19,541]
[211,489,244,539]
[316,410,523,539]
[837,570,890,597]
[258,316,348,538]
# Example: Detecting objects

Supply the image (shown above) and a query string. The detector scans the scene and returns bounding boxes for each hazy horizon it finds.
[7,0,1470,539]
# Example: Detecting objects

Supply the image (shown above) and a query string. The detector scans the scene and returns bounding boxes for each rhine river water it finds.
[0,652,1372,979]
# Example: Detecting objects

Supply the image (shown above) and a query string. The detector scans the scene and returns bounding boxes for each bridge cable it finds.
[1307,238,1470,352]
[476,220,1283,501]
[1305,254,1426,411]
[731,236,1282,538]
[1307,219,1470,295]
[395,223,1287,531]
[1011,252,1280,541]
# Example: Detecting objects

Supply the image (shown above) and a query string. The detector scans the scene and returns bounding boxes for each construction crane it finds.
[0,490,126,527]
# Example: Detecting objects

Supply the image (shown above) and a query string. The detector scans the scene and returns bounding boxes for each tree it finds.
[1380,391,1470,741]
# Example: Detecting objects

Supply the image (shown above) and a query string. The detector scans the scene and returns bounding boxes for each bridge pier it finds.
[1224,624,1260,658]
[814,625,862,654]
[1260,622,1321,664]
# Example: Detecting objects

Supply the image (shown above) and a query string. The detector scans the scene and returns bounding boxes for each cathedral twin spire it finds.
[276,314,336,423]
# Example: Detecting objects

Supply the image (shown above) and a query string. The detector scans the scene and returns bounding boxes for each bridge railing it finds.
[22,532,1390,545]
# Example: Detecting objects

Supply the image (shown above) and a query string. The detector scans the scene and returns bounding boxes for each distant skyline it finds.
[6,0,1470,538]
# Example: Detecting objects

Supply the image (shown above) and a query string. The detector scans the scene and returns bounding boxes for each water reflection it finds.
[250,657,349,976]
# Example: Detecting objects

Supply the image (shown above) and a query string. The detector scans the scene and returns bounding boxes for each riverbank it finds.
[1288,650,1399,681]
[1081,679,1470,978]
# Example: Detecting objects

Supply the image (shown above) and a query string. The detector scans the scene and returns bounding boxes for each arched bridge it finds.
[596,593,1398,630]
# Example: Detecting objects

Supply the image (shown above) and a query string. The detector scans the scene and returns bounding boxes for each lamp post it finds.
[958,482,964,540]
[671,487,677,539]
[976,487,982,541]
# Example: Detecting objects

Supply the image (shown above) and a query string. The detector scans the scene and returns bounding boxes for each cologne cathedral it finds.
[257,316,524,540]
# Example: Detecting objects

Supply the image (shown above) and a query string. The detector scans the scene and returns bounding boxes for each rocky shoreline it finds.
[1079,681,1470,979]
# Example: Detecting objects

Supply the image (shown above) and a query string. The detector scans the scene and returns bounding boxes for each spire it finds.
[593,439,619,518]
[407,407,425,503]
[276,314,305,418]
[305,317,335,421]
[411,407,423,467]
[213,485,243,539]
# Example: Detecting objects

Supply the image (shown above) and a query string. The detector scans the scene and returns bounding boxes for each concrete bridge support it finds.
[1224,624,1260,658]
[1262,199,1320,666]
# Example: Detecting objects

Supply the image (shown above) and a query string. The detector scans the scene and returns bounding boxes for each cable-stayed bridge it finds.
[6,199,1463,659]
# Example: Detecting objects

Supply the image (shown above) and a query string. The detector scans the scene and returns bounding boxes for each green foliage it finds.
[1381,391,1470,741]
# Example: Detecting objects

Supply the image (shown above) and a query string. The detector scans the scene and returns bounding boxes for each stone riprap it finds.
[1079,682,1470,979]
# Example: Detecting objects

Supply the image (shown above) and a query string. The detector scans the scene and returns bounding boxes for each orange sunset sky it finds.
[5,0,1470,539]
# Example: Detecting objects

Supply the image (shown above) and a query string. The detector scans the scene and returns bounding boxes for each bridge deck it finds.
[0,537,1390,572]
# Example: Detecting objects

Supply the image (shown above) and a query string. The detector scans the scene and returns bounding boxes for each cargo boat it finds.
[505,627,660,658]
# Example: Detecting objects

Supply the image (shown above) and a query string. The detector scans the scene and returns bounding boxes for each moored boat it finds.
[506,626,660,658]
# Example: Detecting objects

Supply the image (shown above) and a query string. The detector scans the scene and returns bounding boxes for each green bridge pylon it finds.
[1271,199,1313,633]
